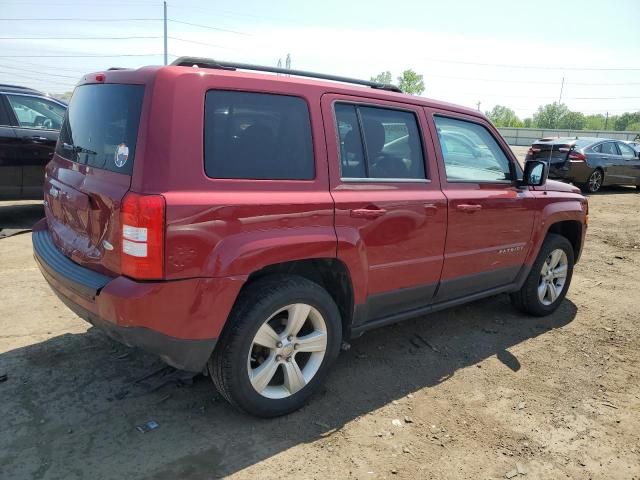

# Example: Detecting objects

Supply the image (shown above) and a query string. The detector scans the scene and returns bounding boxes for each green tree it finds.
[614,112,640,131]
[626,121,640,132]
[532,102,569,129]
[370,71,393,85]
[397,69,425,95]
[522,118,533,128]
[558,111,586,130]
[485,105,522,127]
[584,114,605,130]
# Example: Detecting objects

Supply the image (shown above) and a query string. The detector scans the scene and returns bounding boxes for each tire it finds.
[583,169,603,193]
[510,233,574,316]
[209,274,342,417]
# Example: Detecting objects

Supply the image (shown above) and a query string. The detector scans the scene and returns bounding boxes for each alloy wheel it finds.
[538,248,568,306]
[247,303,328,399]
[588,170,602,192]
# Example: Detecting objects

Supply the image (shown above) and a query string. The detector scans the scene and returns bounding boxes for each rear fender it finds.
[204,227,339,277]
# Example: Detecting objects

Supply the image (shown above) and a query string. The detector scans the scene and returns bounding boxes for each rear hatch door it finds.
[44,83,145,277]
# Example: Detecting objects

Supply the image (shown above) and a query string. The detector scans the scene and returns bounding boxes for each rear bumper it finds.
[32,219,246,371]
[548,162,592,184]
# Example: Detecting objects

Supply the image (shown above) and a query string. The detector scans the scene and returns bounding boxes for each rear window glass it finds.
[56,84,144,175]
[204,91,314,180]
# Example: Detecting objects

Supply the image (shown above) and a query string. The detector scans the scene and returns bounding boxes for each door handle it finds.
[424,203,439,216]
[456,203,482,213]
[30,136,48,141]
[350,207,387,219]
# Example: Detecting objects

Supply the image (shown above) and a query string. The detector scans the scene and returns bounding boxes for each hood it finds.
[533,179,581,194]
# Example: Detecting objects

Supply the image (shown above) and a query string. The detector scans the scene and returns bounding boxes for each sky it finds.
[1,0,639,118]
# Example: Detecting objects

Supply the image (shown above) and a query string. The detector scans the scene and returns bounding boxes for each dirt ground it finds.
[1,148,639,479]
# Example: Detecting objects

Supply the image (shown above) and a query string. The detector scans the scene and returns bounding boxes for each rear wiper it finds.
[62,142,97,155]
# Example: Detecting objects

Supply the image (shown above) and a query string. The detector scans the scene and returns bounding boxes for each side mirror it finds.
[521,160,548,187]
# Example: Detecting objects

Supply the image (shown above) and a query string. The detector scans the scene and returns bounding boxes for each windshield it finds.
[55,84,144,175]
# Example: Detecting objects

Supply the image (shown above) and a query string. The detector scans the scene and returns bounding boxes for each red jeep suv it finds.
[33,57,588,417]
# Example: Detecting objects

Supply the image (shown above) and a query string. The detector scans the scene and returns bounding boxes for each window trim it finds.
[203,88,317,181]
[4,92,66,132]
[332,100,429,183]
[432,113,518,185]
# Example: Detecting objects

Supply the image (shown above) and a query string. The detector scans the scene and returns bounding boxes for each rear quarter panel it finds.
[138,68,336,280]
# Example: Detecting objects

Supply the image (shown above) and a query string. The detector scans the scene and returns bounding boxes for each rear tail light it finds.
[568,151,586,161]
[120,192,165,279]
[527,147,540,155]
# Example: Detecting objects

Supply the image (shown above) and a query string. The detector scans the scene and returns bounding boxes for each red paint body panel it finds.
[34,63,588,363]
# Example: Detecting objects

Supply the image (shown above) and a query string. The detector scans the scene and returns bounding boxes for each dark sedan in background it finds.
[0,84,66,199]
[525,136,640,193]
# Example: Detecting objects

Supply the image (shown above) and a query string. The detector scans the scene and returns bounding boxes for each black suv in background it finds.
[0,84,67,199]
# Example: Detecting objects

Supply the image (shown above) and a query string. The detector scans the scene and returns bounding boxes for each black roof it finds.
[0,84,45,95]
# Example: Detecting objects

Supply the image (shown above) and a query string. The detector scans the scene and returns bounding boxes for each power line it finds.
[0,63,80,78]
[424,57,640,72]
[0,36,162,40]
[0,69,74,86]
[0,18,161,21]
[168,19,250,35]
[168,36,238,50]
[0,53,168,58]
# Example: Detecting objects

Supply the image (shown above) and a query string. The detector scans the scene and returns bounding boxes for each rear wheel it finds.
[209,275,342,417]
[510,233,574,316]
[583,169,603,193]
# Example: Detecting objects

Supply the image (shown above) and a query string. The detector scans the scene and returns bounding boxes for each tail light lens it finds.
[120,192,165,279]
[569,151,586,161]
[527,147,541,156]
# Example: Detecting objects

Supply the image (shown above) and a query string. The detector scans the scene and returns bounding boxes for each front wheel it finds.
[510,233,574,316]
[209,275,342,417]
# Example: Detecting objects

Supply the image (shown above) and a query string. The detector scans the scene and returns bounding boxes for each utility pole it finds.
[558,77,564,104]
[605,111,609,130]
[476,101,481,112]
[163,1,168,65]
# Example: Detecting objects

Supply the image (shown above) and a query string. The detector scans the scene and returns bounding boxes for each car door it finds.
[596,141,624,185]
[617,141,640,185]
[321,94,447,324]
[0,95,22,199]
[427,110,536,302]
[4,93,65,198]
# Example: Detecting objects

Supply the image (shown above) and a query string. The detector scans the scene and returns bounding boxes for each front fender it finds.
[525,196,587,266]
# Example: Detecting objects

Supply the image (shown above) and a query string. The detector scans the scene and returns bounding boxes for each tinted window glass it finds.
[204,91,314,180]
[0,98,10,125]
[6,94,65,130]
[335,103,366,178]
[601,142,618,155]
[592,143,602,153]
[434,116,512,182]
[618,142,635,159]
[56,84,144,175]
[334,103,426,180]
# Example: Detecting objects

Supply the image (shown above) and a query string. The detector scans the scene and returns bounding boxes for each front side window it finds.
[434,116,512,183]
[334,103,426,180]
[618,142,636,159]
[6,94,65,130]
[204,91,314,180]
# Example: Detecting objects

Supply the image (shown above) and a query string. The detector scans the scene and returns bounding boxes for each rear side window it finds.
[56,84,144,175]
[600,142,618,155]
[204,91,314,180]
[434,116,512,183]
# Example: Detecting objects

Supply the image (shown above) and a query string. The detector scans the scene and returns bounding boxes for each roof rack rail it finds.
[170,56,403,93]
